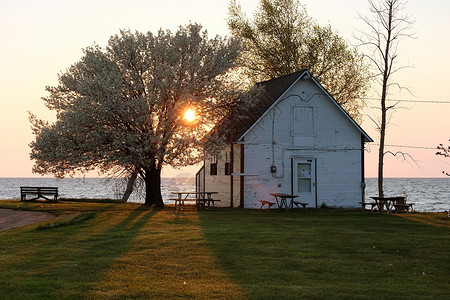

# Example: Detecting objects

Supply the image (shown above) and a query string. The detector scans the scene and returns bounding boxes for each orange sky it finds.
[1,0,449,178]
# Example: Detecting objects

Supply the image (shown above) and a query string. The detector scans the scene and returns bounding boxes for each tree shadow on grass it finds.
[0,206,158,299]
[90,208,248,299]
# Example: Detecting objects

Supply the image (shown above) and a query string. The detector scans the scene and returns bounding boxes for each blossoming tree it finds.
[29,24,251,206]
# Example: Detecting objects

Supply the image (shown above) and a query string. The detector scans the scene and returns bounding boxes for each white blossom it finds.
[30,23,255,206]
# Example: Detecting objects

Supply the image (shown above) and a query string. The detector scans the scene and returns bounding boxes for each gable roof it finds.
[217,70,306,142]
[234,69,373,143]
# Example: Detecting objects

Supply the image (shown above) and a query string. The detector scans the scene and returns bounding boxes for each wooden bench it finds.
[293,201,308,211]
[169,198,187,210]
[359,201,377,212]
[20,187,58,202]
[170,198,220,210]
[169,198,197,211]
[196,199,221,208]
[259,200,276,210]
[394,203,415,214]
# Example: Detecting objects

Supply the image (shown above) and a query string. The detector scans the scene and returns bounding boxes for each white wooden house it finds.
[196,70,373,208]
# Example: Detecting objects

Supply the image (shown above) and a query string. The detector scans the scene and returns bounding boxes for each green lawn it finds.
[0,200,448,299]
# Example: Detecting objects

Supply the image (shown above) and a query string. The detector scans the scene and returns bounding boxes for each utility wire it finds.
[371,144,438,150]
[363,97,450,104]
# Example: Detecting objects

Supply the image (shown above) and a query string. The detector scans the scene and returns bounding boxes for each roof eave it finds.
[237,70,310,142]
[309,76,373,143]
[236,70,373,144]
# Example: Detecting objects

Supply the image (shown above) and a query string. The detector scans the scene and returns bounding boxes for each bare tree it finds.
[436,140,450,176]
[356,0,415,197]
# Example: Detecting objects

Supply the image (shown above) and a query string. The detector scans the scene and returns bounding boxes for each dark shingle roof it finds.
[224,70,307,141]
[212,69,372,143]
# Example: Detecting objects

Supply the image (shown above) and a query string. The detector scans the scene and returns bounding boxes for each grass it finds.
[0,200,448,299]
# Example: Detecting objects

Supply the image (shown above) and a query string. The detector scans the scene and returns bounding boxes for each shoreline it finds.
[0,178,448,212]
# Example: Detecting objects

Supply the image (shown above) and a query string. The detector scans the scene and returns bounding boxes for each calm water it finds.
[0,177,196,204]
[1,177,448,212]
[364,178,449,212]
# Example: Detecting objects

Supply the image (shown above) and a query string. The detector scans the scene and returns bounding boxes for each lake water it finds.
[364,178,449,212]
[1,177,448,212]
[0,177,195,204]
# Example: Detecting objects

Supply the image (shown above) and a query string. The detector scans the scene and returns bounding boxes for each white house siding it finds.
[241,78,364,208]
[230,143,242,208]
[314,150,363,207]
[202,143,242,207]
[242,143,280,207]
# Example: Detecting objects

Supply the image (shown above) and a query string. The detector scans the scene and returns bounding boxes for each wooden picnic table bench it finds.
[169,198,221,210]
[359,201,377,212]
[196,198,221,208]
[265,194,309,212]
[168,198,193,211]
[292,201,309,211]
[259,200,308,211]
[259,200,276,210]
[20,187,58,202]
[269,193,298,213]
[393,202,415,213]
[369,196,414,214]
[171,191,220,210]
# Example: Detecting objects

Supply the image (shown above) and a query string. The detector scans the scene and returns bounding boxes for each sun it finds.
[183,108,196,122]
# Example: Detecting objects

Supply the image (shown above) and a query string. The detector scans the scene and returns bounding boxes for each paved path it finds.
[0,208,55,231]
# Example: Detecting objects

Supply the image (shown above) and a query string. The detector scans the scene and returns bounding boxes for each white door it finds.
[292,158,316,207]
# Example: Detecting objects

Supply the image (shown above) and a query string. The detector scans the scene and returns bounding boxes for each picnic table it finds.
[369,196,414,214]
[270,193,303,213]
[170,191,219,210]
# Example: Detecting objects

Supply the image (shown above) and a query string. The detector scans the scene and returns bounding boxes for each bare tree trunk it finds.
[144,166,164,207]
[357,0,415,198]
[121,169,139,202]
[378,105,386,198]
[377,4,392,198]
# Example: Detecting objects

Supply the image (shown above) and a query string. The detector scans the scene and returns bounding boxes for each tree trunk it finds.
[378,67,388,198]
[377,0,394,199]
[144,167,164,207]
[377,68,388,198]
[121,169,139,202]
[378,113,386,198]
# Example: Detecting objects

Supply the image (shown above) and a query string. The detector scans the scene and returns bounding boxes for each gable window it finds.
[210,156,217,176]
[291,106,314,136]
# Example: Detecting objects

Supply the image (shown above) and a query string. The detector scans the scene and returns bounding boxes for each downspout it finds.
[361,135,366,203]
[240,143,245,208]
[290,158,293,194]
[315,158,318,208]
[203,160,205,194]
[202,153,205,194]
[230,143,234,208]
